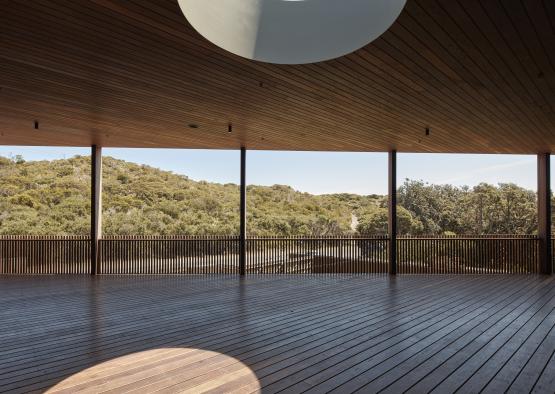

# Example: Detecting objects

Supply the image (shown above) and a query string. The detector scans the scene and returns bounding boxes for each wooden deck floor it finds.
[1,275,555,393]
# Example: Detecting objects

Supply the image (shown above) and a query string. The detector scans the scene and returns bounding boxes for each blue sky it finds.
[0,146,540,195]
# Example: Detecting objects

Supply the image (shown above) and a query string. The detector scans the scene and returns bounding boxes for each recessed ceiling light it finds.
[178,0,406,65]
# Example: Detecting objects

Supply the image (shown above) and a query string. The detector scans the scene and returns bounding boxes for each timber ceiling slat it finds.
[8,0,416,148]
[519,1,555,99]
[1,23,356,149]
[1,2,426,149]
[370,30,501,150]
[459,1,553,129]
[427,0,554,149]
[482,1,553,116]
[400,2,519,126]
[402,1,541,150]
[505,1,555,109]
[332,54,479,150]
[0,0,528,152]
[54,1,506,149]
[0,0,554,153]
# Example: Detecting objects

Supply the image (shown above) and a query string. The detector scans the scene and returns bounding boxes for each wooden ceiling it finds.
[1,0,555,154]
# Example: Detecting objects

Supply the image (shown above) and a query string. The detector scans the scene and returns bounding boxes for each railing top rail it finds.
[396,234,538,240]
[247,236,389,240]
[397,237,539,241]
[396,233,537,237]
[98,235,390,240]
[99,235,240,240]
[0,234,540,241]
[0,235,91,240]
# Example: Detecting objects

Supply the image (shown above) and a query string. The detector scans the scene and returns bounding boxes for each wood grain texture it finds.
[0,0,554,153]
[0,275,554,393]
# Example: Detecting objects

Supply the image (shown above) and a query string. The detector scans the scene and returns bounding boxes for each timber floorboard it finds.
[0,275,554,393]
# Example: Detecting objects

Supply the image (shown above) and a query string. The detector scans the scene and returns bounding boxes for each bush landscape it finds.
[0,155,541,236]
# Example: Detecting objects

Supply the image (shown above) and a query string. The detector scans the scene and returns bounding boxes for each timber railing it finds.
[246,236,389,274]
[99,235,239,274]
[100,235,389,274]
[397,235,539,274]
[0,235,90,274]
[0,234,544,275]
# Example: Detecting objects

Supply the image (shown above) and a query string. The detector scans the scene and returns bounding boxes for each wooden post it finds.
[388,150,397,275]
[538,153,552,275]
[91,145,102,275]
[239,147,246,276]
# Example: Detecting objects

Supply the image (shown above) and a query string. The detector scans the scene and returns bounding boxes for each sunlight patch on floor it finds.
[45,348,260,394]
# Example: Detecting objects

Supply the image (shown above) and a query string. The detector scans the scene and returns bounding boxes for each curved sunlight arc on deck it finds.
[45,347,261,393]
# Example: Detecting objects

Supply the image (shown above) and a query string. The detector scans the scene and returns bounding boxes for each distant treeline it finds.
[0,155,543,236]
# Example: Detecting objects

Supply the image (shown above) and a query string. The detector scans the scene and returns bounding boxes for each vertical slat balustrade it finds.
[397,235,538,274]
[0,235,90,274]
[0,234,540,275]
[552,238,555,274]
[98,235,240,274]
[245,236,389,274]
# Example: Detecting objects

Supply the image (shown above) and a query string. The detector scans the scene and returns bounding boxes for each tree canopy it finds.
[0,155,544,236]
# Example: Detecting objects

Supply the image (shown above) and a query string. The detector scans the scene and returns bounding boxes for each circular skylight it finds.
[178,0,407,64]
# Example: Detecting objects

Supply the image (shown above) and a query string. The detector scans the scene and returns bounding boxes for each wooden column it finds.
[91,145,102,275]
[538,153,552,275]
[388,150,397,275]
[239,147,247,276]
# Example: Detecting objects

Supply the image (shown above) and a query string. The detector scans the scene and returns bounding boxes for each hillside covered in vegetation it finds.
[0,155,540,236]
